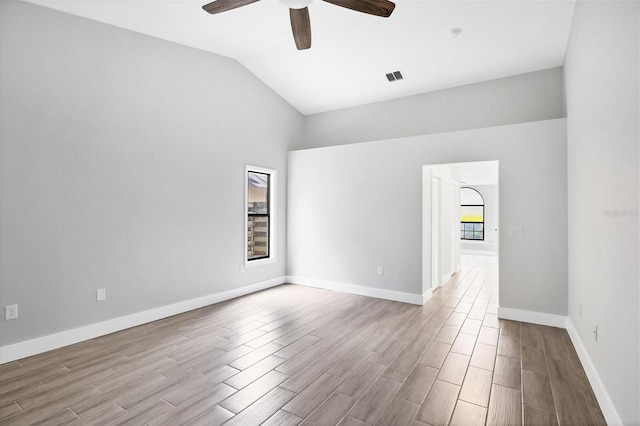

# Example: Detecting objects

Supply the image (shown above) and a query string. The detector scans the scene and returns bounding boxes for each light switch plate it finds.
[508,226,523,237]
[97,288,106,302]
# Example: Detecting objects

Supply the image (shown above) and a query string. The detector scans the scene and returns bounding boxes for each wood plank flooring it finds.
[0,256,605,425]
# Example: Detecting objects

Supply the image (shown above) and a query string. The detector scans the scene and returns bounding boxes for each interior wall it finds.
[298,67,565,150]
[288,119,567,316]
[0,1,303,346]
[564,1,640,423]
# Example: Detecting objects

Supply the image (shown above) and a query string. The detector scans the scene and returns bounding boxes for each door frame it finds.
[431,173,442,289]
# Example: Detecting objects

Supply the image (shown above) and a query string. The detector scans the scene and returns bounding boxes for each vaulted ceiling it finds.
[26,0,576,115]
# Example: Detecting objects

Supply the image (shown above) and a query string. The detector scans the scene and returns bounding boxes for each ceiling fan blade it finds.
[322,0,395,17]
[290,7,311,50]
[202,0,260,15]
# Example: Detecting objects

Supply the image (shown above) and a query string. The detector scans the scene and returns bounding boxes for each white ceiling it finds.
[26,0,576,115]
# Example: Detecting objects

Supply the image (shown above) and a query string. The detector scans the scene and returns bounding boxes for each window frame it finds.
[245,165,277,267]
[460,187,485,241]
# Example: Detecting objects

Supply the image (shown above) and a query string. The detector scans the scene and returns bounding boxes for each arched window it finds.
[460,187,484,240]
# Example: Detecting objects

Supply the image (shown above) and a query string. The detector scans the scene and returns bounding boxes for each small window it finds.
[246,166,276,263]
[460,187,484,241]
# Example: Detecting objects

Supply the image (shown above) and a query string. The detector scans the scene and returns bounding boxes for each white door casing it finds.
[432,175,441,289]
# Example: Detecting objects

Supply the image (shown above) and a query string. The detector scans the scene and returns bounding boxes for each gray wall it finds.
[564,1,639,423]
[0,1,303,346]
[288,119,568,316]
[299,67,564,149]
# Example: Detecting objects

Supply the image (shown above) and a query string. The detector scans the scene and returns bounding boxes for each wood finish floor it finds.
[1,256,605,425]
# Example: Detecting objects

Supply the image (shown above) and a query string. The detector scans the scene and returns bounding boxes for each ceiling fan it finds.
[202,0,396,50]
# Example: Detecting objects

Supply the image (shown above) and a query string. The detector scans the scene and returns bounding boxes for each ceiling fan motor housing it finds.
[280,0,313,9]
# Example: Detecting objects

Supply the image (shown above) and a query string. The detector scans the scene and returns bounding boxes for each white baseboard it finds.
[286,276,425,305]
[497,306,567,328]
[566,318,622,426]
[422,288,433,304]
[0,276,286,364]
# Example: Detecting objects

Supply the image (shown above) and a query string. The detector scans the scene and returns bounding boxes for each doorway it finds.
[422,161,499,296]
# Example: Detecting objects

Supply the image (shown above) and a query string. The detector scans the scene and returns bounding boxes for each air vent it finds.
[386,70,404,82]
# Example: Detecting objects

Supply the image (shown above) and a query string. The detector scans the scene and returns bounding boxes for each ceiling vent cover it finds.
[386,70,404,82]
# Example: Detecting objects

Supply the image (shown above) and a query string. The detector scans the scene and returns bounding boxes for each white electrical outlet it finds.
[377,266,384,276]
[5,304,18,320]
[593,325,598,342]
[239,264,245,273]
[97,288,106,302]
